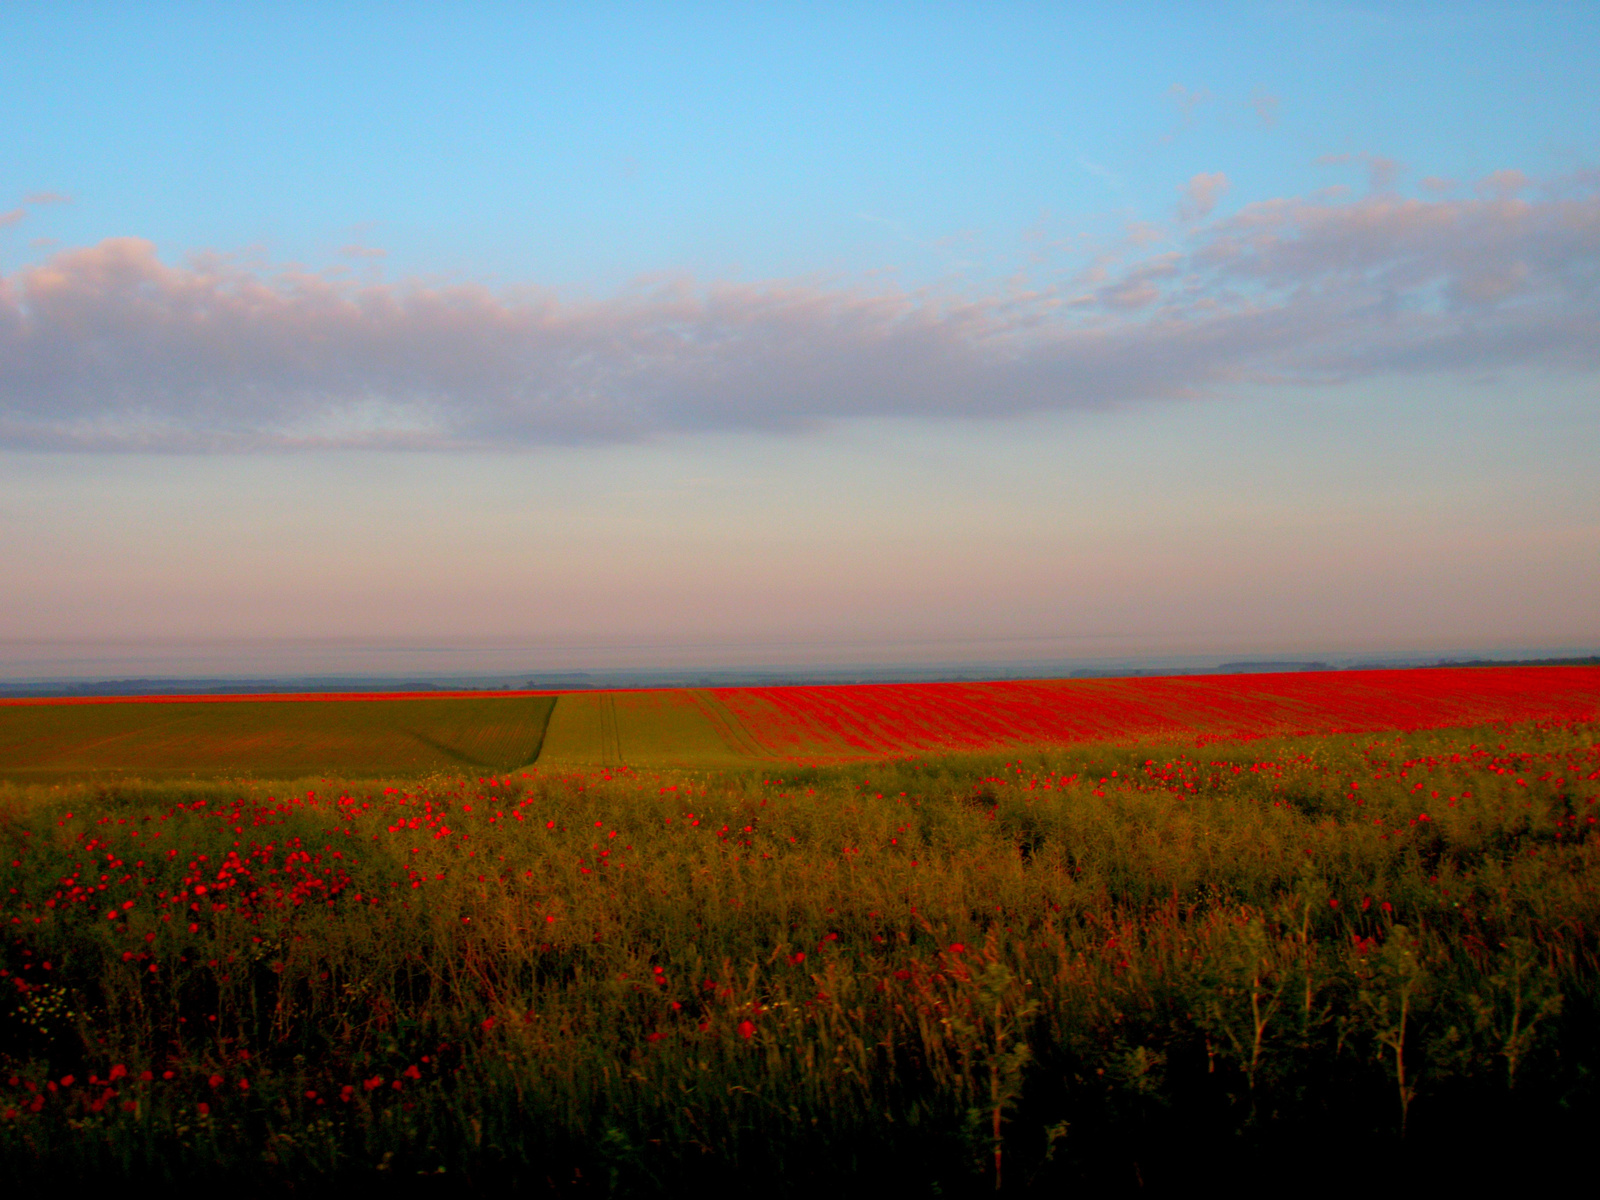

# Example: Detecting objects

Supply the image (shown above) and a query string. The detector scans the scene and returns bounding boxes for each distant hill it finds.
[1434,656,1600,669]
[1216,661,1332,672]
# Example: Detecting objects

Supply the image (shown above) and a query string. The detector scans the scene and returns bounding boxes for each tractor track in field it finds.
[599,694,624,767]
[686,689,772,760]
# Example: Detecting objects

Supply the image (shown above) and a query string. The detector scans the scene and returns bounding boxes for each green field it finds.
[0,690,754,782]
[0,695,556,782]
[537,689,771,768]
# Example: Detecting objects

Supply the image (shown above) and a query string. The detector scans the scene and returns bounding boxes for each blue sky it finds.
[1,2,1597,675]
[7,2,1596,288]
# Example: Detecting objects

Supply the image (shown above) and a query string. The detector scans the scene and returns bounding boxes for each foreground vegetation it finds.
[3,721,1598,1190]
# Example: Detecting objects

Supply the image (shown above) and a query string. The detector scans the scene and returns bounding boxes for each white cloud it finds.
[1,173,1596,452]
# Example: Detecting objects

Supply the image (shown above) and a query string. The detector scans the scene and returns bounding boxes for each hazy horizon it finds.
[3,633,1596,690]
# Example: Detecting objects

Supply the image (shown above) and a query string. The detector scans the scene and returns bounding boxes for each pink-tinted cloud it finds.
[22,192,71,205]
[1247,90,1280,129]
[1476,169,1530,198]
[1161,84,1212,141]
[1180,172,1231,220]
[1318,153,1404,192]
[1167,83,1211,118]
[339,244,388,259]
[0,172,1596,452]
[0,209,24,229]
[1366,156,1403,192]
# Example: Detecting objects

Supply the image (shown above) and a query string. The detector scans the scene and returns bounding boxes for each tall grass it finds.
[3,721,1598,1190]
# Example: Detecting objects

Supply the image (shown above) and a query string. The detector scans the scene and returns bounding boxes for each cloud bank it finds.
[1,173,1596,451]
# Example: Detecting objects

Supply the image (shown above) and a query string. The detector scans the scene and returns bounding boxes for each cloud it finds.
[1318,153,1403,192]
[1180,172,1231,220]
[3,191,76,230]
[1476,169,1529,198]
[1167,84,1211,119]
[339,244,388,259]
[1365,156,1403,192]
[1247,90,1281,129]
[1078,158,1120,188]
[1161,84,1213,142]
[1100,279,1161,310]
[1312,155,1401,192]
[1,173,1597,452]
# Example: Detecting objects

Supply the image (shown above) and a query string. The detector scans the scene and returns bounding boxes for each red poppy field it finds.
[708,665,1600,759]
[526,665,1600,767]
[8,664,1591,781]
[3,668,1599,1190]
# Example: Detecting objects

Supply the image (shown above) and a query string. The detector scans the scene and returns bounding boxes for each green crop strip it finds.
[0,696,558,783]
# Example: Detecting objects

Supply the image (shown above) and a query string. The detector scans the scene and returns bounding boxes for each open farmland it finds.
[459,665,1600,767]
[0,694,557,783]
[6,665,1595,783]
[2,719,1599,1189]
[536,689,768,769]
[710,666,1600,760]
[4,667,1600,1189]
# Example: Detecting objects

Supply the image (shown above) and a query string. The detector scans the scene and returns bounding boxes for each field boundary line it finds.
[686,689,772,760]
[520,694,559,767]
[601,694,624,767]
